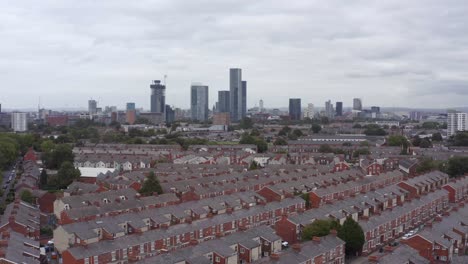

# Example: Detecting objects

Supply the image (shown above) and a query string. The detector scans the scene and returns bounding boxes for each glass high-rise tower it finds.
[150,80,166,114]
[229,68,247,122]
[191,84,209,121]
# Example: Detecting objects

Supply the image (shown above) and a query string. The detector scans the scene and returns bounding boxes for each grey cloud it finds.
[1,0,468,109]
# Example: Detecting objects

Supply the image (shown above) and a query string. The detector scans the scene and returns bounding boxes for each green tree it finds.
[417,158,432,173]
[239,133,268,153]
[352,123,362,129]
[249,161,259,170]
[432,132,443,141]
[39,169,48,188]
[250,128,261,137]
[412,136,422,146]
[278,126,291,136]
[292,129,303,138]
[139,171,163,196]
[419,138,432,148]
[359,141,370,147]
[239,117,254,129]
[318,144,333,153]
[387,135,407,146]
[421,122,439,129]
[338,218,365,256]
[447,156,468,178]
[40,140,56,153]
[56,161,81,188]
[300,193,310,209]
[273,138,288,146]
[20,190,34,204]
[320,116,329,125]
[353,148,370,158]
[311,124,322,134]
[363,124,387,136]
[302,219,341,241]
[42,144,74,169]
[450,132,468,146]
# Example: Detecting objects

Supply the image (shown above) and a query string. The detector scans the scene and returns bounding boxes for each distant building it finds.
[229,68,247,122]
[165,105,175,124]
[289,98,301,121]
[150,80,166,118]
[0,112,11,129]
[218,91,230,113]
[353,98,362,111]
[38,108,51,120]
[126,110,136,125]
[191,84,209,121]
[126,102,137,124]
[447,110,468,137]
[409,111,422,121]
[259,99,264,112]
[371,106,380,114]
[139,112,165,125]
[11,112,27,132]
[335,102,343,116]
[325,100,334,119]
[304,103,314,119]
[88,100,97,115]
[126,102,135,111]
[213,112,231,126]
[46,115,69,126]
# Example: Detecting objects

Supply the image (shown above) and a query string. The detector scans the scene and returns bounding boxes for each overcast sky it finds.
[1,0,468,110]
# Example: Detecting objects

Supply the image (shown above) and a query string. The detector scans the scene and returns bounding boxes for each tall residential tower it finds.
[150,80,166,115]
[289,98,302,121]
[229,68,247,122]
[191,84,209,121]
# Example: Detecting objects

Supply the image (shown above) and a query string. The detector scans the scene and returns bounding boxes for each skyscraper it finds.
[325,100,334,119]
[165,105,175,124]
[259,99,264,112]
[11,112,27,132]
[289,98,301,121]
[218,91,230,113]
[447,110,468,137]
[336,102,343,116]
[306,103,315,118]
[126,102,136,125]
[150,80,166,115]
[229,68,246,122]
[241,80,247,119]
[353,98,362,111]
[88,100,97,115]
[191,84,209,121]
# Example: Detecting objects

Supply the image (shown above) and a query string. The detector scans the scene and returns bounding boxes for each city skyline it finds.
[1,1,468,109]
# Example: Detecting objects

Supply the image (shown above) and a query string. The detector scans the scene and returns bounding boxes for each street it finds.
[1,158,20,204]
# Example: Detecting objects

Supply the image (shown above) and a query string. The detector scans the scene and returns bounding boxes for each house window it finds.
[216,256,221,262]
[111,251,116,261]
[435,245,440,249]
[93,256,98,264]
[85,258,89,264]
[199,229,203,238]
[240,248,245,254]
[140,244,144,253]
[151,242,155,251]
[440,256,447,261]
[123,248,127,259]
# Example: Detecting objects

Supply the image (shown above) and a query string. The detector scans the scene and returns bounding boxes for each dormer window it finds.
[64,204,70,210]
[120,196,126,200]
[103,198,110,204]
